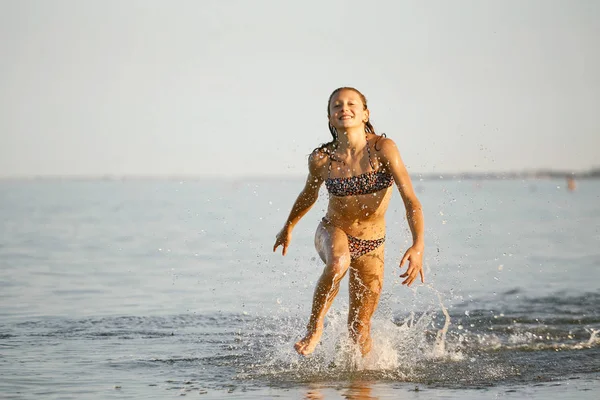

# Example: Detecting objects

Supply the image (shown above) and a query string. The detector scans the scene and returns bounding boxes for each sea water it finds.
[0,178,598,399]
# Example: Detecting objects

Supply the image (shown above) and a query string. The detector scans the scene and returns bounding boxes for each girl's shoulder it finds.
[370,134,402,168]
[308,144,333,176]
[310,143,335,162]
[369,133,397,153]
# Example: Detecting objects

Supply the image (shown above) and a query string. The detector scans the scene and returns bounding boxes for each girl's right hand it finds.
[273,226,292,256]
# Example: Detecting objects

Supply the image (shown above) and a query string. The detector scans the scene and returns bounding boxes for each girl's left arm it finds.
[379,137,425,286]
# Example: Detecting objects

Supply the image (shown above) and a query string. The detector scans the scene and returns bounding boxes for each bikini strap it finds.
[365,133,376,170]
[326,147,333,178]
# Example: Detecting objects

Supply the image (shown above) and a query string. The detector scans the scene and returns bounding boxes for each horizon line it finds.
[1,167,599,182]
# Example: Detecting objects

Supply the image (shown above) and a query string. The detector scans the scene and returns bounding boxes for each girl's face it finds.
[328,89,369,131]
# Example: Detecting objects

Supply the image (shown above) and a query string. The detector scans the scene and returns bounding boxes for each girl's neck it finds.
[336,127,368,156]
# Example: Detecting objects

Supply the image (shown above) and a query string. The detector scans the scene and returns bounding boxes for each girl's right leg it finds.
[294,219,351,356]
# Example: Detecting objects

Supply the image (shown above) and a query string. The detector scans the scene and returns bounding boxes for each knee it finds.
[355,274,383,295]
[323,256,350,282]
[367,279,383,295]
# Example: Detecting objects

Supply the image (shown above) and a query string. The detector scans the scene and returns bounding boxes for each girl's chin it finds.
[335,124,359,132]
[333,122,361,131]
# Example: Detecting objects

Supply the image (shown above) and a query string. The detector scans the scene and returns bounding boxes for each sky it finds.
[1,0,599,178]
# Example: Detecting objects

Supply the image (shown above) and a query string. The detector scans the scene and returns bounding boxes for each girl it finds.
[273,87,424,356]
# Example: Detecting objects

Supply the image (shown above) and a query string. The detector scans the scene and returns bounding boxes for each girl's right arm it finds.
[273,150,327,256]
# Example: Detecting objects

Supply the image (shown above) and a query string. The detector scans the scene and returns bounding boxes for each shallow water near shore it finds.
[1,178,599,399]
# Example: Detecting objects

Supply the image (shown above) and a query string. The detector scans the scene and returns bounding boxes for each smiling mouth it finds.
[339,115,353,120]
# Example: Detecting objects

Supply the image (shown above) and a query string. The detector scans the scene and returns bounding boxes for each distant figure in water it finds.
[273,87,425,356]
[567,176,576,192]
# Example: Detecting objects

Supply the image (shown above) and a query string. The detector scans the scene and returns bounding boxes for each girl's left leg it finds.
[347,244,385,356]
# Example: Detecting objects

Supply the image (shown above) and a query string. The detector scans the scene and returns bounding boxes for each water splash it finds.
[239,284,466,384]
[586,329,599,346]
[429,287,454,359]
[236,288,600,386]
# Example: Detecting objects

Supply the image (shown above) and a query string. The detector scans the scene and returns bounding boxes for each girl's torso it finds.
[319,135,394,239]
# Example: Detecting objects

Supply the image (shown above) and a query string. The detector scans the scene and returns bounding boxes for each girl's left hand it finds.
[399,245,424,286]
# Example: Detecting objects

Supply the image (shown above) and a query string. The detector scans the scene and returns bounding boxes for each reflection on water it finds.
[343,380,377,400]
[305,380,378,399]
[305,384,326,400]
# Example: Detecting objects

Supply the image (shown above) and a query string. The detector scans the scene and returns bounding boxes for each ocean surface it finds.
[0,177,598,399]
